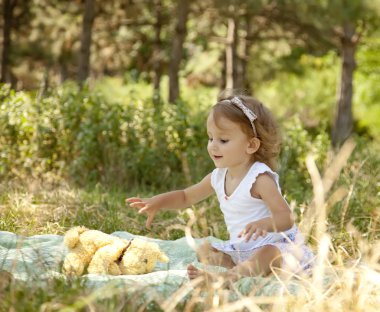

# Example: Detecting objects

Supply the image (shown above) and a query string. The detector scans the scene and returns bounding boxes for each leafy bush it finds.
[354,38,380,138]
[0,84,37,176]
[279,116,330,205]
[0,81,213,190]
[256,52,338,128]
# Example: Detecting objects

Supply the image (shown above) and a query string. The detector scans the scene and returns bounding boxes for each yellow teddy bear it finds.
[62,226,169,276]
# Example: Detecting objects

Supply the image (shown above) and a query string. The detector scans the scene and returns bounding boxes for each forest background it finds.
[0,0,380,310]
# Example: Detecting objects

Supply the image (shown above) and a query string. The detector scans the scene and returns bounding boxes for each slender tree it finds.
[168,0,190,103]
[225,15,238,90]
[239,0,272,94]
[1,0,17,83]
[152,0,163,101]
[318,0,379,147]
[216,0,275,93]
[332,22,358,147]
[78,0,96,84]
[236,13,253,93]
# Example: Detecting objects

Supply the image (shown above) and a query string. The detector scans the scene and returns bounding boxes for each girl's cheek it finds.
[208,141,216,150]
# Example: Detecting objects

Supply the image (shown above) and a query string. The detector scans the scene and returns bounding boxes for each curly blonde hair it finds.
[211,93,281,171]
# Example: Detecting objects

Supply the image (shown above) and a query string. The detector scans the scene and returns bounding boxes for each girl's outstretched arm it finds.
[126,173,214,228]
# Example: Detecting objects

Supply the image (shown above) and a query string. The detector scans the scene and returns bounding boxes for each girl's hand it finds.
[238,220,269,242]
[125,197,159,229]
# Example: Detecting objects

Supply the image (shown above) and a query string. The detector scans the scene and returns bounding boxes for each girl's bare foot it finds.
[187,264,235,290]
[187,264,215,282]
[187,264,202,280]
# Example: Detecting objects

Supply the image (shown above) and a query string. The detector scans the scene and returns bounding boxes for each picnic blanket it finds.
[0,230,312,299]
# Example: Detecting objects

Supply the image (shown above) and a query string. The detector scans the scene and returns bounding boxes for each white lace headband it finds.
[221,97,258,137]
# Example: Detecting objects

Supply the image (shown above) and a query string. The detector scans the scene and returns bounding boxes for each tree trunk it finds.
[225,18,234,90]
[332,23,357,148]
[219,51,226,90]
[37,63,50,100]
[168,0,189,103]
[152,0,163,103]
[78,0,96,84]
[241,14,253,94]
[225,17,238,90]
[59,57,69,83]
[1,0,16,83]
[59,42,71,83]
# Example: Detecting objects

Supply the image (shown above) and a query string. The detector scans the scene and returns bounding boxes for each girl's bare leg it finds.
[195,241,234,268]
[188,245,282,281]
[232,245,282,278]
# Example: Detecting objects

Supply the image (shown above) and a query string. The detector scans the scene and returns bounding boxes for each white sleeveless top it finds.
[211,161,296,245]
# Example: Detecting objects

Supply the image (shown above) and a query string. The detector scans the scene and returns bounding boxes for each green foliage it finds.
[256,52,338,127]
[257,47,380,141]
[279,117,330,205]
[0,80,214,190]
[354,37,380,138]
[0,84,36,176]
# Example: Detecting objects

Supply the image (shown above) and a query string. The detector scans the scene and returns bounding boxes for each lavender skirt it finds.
[211,226,315,274]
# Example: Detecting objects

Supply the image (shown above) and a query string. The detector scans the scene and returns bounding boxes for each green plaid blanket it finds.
[0,230,308,298]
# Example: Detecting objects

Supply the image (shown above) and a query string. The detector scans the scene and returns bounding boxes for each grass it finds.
[0,140,379,311]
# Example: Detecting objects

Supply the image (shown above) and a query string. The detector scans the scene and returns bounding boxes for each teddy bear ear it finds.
[159,252,169,263]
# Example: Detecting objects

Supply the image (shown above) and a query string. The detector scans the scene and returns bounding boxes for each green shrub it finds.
[279,116,330,206]
[0,84,37,176]
[0,81,214,190]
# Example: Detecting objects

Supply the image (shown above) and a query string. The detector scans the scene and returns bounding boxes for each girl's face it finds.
[207,113,256,169]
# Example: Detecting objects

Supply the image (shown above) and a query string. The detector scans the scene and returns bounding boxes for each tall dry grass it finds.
[156,138,380,311]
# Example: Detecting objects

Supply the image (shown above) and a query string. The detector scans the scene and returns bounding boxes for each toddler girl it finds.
[127,94,314,281]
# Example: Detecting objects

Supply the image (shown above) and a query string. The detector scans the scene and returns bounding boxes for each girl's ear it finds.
[247,137,260,154]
